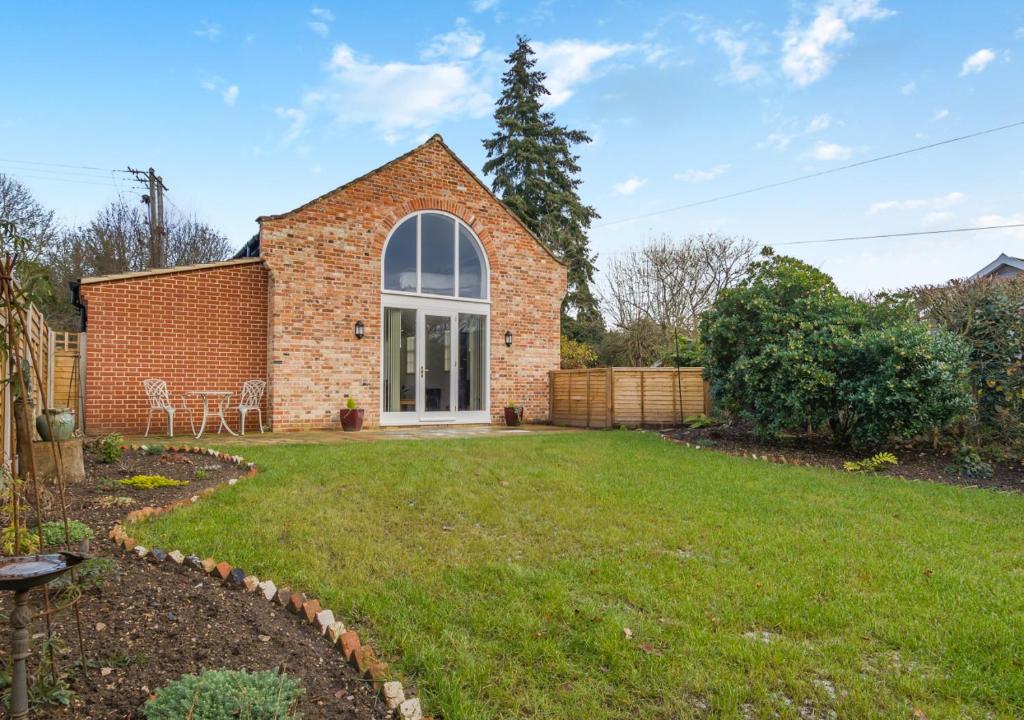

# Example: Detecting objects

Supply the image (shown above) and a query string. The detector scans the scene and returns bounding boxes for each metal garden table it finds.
[186,390,237,439]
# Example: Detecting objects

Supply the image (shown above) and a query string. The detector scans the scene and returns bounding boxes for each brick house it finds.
[77,135,567,433]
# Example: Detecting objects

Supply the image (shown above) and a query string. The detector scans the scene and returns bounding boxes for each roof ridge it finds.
[256,135,566,267]
[79,257,264,285]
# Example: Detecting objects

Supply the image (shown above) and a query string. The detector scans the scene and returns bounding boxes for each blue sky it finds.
[3,0,1022,293]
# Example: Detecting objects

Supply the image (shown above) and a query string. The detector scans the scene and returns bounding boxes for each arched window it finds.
[383,212,488,299]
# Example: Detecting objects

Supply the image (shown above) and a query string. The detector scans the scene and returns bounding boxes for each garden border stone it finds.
[107,443,426,717]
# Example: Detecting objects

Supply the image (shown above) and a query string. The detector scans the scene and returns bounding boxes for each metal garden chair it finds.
[142,378,194,437]
[236,379,266,434]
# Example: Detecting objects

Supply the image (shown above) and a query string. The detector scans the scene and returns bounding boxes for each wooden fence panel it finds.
[51,333,81,419]
[0,307,58,470]
[549,367,709,428]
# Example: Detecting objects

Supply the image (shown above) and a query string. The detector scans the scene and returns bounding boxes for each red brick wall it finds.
[80,261,269,434]
[259,136,567,430]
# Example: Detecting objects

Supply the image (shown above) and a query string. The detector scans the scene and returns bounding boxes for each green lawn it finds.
[131,432,1024,719]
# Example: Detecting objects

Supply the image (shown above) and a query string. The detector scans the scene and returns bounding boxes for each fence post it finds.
[548,370,554,424]
[585,371,591,428]
[605,368,613,427]
[640,371,646,427]
[47,330,55,412]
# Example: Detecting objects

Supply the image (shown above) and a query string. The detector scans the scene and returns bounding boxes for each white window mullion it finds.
[453,221,460,299]
[416,214,422,294]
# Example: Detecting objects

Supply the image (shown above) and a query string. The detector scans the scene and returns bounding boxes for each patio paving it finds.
[117,423,580,448]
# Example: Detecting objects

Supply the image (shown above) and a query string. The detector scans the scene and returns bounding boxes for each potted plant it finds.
[36,408,76,441]
[340,396,364,432]
[504,400,524,427]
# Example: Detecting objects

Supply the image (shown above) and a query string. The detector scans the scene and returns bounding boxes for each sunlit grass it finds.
[133,431,1024,719]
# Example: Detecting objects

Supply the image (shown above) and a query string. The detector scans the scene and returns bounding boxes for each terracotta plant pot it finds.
[36,408,75,441]
[339,408,364,432]
[504,406,523,427]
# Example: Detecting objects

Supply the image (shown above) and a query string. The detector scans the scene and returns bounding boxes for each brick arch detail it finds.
[377,198,494,259]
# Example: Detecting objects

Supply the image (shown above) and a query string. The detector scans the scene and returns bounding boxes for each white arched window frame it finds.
[381,211,490,302]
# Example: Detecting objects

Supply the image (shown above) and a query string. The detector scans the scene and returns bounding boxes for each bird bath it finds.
[0,552,85,719]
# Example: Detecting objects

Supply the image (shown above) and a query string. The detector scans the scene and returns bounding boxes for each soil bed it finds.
[6,443,392,719]
[663,424,1024,493]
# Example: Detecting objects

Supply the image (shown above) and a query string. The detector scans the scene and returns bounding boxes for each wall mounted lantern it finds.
[354,320,365,339]
[504,330,513,347]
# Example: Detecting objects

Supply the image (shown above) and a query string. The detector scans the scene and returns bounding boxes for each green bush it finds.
[120,475,188,490]
[97,434,123,463]
[700,250,972,448]
[949,445,994,479]
[37,520,93,548]
[141,444,165,456]
[144,669,301,720]
[913,277,1024,457]
[560,336,599,369]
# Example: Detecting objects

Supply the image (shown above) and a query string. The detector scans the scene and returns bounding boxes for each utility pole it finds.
[127,167,168,268]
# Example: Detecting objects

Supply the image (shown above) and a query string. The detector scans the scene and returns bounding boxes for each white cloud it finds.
[867,191,965,215]
[201,77,239,106]
[276,107,308,143]
[761,132,795,150]
[805,113,832,132]
[933,108,949,121]
[532,40,634,107]
[710,29,763,82]
[960,48,996,76]
[900,80,916,95]
[808,141,853,161]
[472,0,497,11]
[1015,27,1024,40]
[613,177,646,195]
[674,164,730,183]
[193,21,221,40]
[308,6,335,35]
[976,213,1024,240]
[922,211,953,225]
[781,0,895,87]
[422,18,484,60]
[305,42,492,142]
[223,84,240,106]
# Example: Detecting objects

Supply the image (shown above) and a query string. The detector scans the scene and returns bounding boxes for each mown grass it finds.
[132,431,1024,719]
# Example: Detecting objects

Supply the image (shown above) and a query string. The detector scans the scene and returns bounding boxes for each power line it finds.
[594,119,1024,229]
[0,157,130,174]
[0,164,126,181]
[775,223,1024,247]
[0,170,123,189]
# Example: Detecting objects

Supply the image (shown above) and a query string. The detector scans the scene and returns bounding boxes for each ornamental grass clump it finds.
[120,475,188,490]
[143,669,301,720]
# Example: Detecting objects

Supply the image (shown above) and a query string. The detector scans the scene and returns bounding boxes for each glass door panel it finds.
[423,314,453,414]
[383,308,416,413]
[458,314,486,411]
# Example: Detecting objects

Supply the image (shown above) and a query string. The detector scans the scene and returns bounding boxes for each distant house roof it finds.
[973,253,1024,279]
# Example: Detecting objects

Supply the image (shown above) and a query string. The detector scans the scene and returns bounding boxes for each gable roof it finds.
[256,134,565,266]
[973,253,1024,279]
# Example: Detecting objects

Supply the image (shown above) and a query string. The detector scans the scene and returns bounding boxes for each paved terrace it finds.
[116,423,581,449]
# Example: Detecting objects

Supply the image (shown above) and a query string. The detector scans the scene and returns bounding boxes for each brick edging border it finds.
[107,444,425,720]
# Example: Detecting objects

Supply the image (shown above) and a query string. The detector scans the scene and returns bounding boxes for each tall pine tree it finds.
[483,36,603,343]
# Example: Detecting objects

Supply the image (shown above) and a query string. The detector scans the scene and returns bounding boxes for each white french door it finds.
[381,298,489,425]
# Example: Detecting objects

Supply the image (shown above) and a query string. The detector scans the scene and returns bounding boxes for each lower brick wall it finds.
[80,261,269,435]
